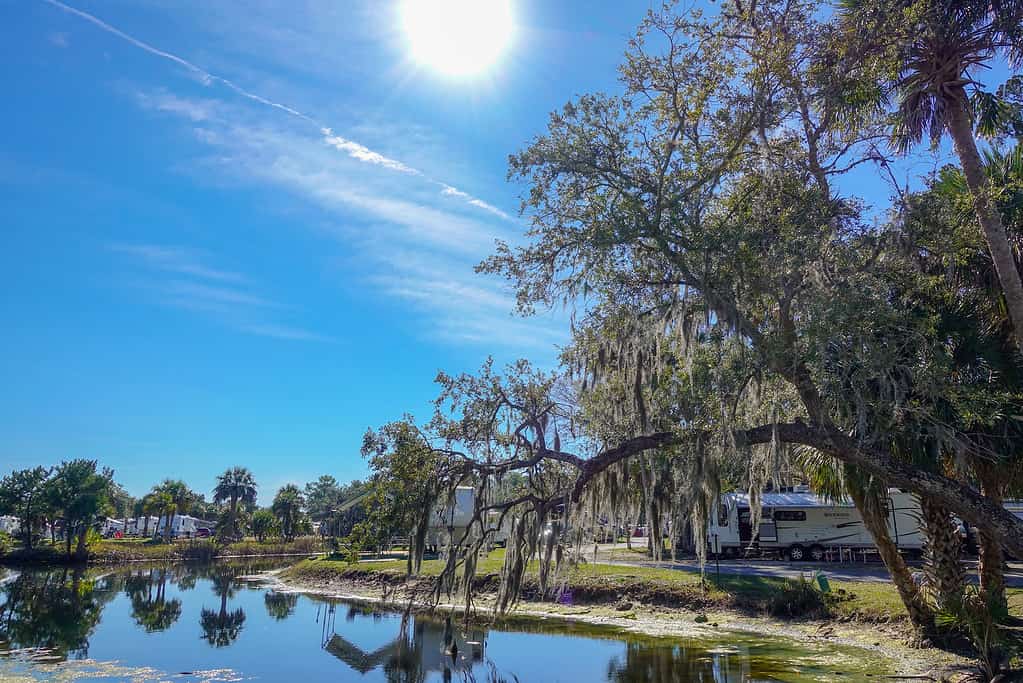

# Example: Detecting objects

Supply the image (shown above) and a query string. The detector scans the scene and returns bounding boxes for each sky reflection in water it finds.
[0,562,886,682]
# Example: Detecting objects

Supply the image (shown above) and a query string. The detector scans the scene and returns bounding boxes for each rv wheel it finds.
[788,545,805,561]
[809,545,825,562]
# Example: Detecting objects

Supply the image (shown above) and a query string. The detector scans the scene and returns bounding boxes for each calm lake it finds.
[0,560,892,682]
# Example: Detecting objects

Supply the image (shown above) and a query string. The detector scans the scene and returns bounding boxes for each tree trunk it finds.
[22,501,33,551]
[975,461,1007,607]
[920,496,966,613]
[849,484,934,635]
[75,526,89,560]
[945,91,1023,351]
[143,516,150,537]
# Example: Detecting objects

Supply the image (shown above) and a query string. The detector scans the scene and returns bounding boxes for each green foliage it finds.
[0,531,12,555]
[0,466,52,550]
[357,419,450,573]
[213,467,258,541]
[251,508,279,543]
[271,484,305,541]
[936,585,1023,679]
[45,460,114,560]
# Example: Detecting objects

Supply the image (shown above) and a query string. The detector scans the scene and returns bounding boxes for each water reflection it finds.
[0,567,113,660]
[199,566,246,647]
[321,604,485,682]
[0,561,887,682]
[125,568,182,633]
[265,590,298,620]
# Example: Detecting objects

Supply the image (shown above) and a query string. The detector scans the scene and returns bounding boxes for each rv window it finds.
[718,504,728,527]
[774,510,806,522]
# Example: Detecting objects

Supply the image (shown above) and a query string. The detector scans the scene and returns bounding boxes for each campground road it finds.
[592,543,1023,587]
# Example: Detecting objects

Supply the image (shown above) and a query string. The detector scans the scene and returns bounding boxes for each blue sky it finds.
[1,0,657,502]
[0,0,972,504]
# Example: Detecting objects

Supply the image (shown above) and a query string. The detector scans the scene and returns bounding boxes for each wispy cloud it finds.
[47,31,69,48]
[42,0,513,221]
[109,243,246,283]
[111,243,329,342]
[441,185,513,221]
[132,95,563,351]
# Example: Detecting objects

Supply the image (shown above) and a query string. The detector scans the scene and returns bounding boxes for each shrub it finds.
[766,578,832,619]
[0,531,11,556]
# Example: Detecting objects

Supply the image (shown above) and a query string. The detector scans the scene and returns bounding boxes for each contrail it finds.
[41,0,512,220]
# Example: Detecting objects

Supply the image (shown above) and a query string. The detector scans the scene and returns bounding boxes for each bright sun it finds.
[400,0,515,77]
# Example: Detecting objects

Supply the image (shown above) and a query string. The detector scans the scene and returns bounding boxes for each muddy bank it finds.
[272,563,975,681]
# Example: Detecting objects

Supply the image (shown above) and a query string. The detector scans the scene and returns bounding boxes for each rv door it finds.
[758,508,777,542]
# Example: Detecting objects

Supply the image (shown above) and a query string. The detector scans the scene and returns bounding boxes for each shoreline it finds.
[267,566,973,680]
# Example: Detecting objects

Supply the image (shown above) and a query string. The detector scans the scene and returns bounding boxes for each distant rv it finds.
[707,488,925,561]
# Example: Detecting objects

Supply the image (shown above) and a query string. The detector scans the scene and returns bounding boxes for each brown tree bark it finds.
[975,461,1007,607]
[945,90,1023,351]
[848,484,935,636]
[920,496,966,613]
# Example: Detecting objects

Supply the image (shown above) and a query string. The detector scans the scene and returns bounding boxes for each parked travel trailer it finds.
[156,514,215,538]
[124,516,161,536]
[707,488,925,560]
[426,486,476,548]
[100,517,125,536]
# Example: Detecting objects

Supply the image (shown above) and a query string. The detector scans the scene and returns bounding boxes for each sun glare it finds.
[400,0,515,77]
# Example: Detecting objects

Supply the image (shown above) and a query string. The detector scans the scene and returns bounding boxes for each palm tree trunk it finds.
[975,461,1007,607]
[920,496,966,612]
[946,91,1023,350]
[849,485,934,635]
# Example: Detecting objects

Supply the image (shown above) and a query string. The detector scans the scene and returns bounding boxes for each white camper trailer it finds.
[156,514,214,538]
[426,487,475,549]
[707,488,925,561]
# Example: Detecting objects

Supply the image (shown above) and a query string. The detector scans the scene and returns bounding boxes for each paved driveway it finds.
[593,543,1023,586]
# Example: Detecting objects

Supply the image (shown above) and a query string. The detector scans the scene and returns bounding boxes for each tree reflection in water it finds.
[322,605,486,683]
[124,568,182,633]
[0,567,113,660]
[264,590,298,621]
[200,567,246,647]
[607,641,751,683]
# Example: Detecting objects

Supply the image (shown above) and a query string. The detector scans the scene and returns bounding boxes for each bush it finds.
[0,531,11,556]
[766,578,833,619]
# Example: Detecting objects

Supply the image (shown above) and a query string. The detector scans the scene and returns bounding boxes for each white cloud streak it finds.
[113,243,329,342]
[41,0,512,220]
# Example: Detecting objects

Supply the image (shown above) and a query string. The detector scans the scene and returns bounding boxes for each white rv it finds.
[707,488,924,561]
[426,487,476,549]
[156,514,214,538]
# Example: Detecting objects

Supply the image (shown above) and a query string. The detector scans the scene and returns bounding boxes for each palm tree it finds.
[797,449,936,635]
[199,568,245,647]
[844,0,1023,347]
[213,468,258,540]
[271,484,305,541]
[153,480,195,538]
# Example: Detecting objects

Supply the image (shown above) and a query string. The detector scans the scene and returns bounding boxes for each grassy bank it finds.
[1,536,323,566]
[282,552,1023,626]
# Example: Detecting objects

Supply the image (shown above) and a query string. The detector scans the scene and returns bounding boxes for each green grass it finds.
[284,550,1023,626]
[1,536,324,565]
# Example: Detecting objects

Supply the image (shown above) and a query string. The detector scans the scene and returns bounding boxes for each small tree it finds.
[0,466,51,550]
[251,509,278,542]
[271,485,305,541]
[45,460,114,560]
[212,467,257,541]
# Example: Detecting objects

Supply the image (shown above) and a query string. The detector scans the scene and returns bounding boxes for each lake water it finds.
[0,561,892,682]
